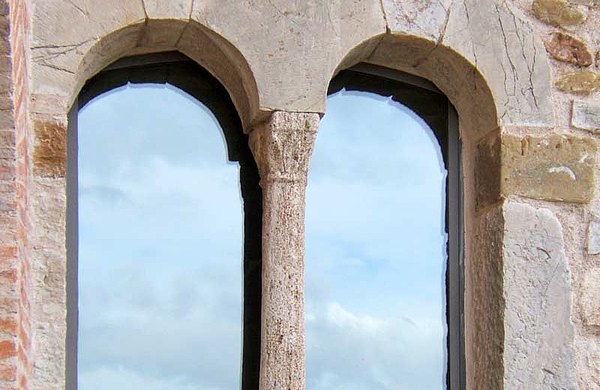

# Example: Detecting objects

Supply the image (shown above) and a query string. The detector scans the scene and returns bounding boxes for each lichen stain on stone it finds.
[532,0,588,27]
[543,32,593,67]
[34,121,66,178]
[556,70,600,94]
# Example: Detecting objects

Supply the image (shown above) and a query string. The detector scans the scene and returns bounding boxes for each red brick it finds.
[0,317,16,335]
[0,340,16,360]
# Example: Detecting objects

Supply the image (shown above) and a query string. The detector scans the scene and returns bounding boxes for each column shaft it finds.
[249,111,319,390]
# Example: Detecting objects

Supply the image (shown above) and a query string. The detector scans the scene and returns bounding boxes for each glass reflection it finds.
[306,90,448,389]
[78,84,243,390]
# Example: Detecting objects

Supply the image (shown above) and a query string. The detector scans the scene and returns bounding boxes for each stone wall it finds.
[0,0,597,389]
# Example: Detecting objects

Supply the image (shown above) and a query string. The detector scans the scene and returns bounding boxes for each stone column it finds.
[249,111,319,390]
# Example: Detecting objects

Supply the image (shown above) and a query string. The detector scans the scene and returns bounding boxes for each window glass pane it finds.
[306,90,448,389]
[78,84,243,390]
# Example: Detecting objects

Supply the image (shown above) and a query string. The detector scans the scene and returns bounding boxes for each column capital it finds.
[249,111,319,185]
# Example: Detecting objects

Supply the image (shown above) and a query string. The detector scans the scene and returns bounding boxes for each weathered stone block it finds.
[588,217,600,255]
[581,268,600,326]
[439,0,555,128]
[381,0,452,41]
[502,134,596,203]
[476,131,502,209]
[503,202,577,388]
[544,32,593,67]
[572,100,600,133]
[142,0,192,19]
[556,70,600,94]
[532,0,588,27]
[33,121,66,178]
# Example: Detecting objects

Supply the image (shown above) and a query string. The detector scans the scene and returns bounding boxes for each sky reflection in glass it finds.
[78,84,243,390]
[305,90,448,390]
[78,83,447,390]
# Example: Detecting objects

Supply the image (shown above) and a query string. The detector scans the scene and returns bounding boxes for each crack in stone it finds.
[141,0,148,20]
[411,0,454,68]
[379,0,391,33]
[37,62,75,74]
[66,0,88,17]
[266,0,300,27]
[495,3,519,120]
[32,39,95,63]
[189,0,196,20]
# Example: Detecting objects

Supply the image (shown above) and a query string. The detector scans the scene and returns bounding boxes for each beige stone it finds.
[192,0,386,116]
[556,70,600,94]
[502,134,596,203]
[572,100,600,133]
[543,32,593,67]
[532,0,588,27]
[31,0,146,101]
[381,0,453,41]
[581,268,600,326]
[503,202,577,389]
[440,0,554,128]
[142,0,192,20]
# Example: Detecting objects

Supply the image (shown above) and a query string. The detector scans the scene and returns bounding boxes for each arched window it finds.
[305,66,463,389]
[67,53,262,390]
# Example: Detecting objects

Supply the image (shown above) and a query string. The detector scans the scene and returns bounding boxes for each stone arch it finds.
[319,2,556,389]
[31,3,260,130]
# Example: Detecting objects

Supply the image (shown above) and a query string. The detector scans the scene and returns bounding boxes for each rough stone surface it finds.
[381,0,452,41]
[142,0,192,19]
[249,112,319,390]
[468,205,505,390]
[503,202,578,389]
[440,0,555,128]
[31,0,146,100]
[475,131,502,209]
[556,70,600,94]
[532,0,588,27]
[581,268,600,326]
[588,217,600,254]
[572,99,600,133]
[192,0,387,115]
[33,121,66,178]
[502,134,597,203]
[543,32,593,67]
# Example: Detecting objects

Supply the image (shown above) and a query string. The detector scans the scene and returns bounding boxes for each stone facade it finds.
[0,0,597,389]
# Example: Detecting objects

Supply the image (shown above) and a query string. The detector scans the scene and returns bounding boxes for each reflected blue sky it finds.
[78,84,243,390]
[305,90,448,390]
[78,84,448,390]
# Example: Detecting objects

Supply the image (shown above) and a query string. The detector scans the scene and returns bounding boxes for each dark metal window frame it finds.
[66,52,263,390]
[329,64,465,389]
